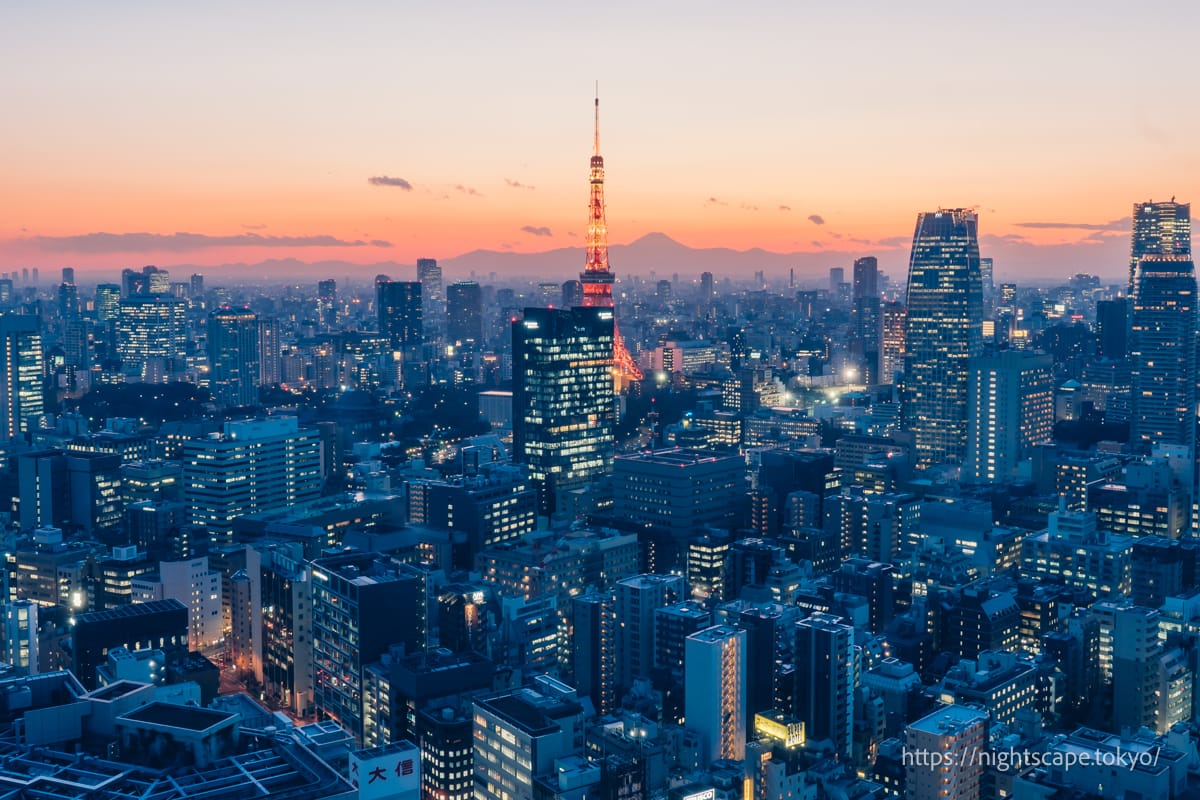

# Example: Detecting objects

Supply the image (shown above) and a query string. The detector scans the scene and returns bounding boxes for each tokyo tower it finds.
[581,94,643,386]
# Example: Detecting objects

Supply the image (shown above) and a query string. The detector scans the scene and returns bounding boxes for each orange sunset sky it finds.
[4,1,1199,282]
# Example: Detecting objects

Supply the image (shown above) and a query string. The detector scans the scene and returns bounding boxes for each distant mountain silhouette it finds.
[152,229,1128,286]
[444,232,865,282]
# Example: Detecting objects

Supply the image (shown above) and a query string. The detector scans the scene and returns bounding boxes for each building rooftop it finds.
[120,702,237,733]
[74,598,187,625]
[615,447,740,468]
[908,704,989,736]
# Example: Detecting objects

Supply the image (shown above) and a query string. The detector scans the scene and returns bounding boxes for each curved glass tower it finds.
[901,209,984,468]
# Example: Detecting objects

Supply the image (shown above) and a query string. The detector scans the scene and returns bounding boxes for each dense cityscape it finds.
[1,79,1199,800]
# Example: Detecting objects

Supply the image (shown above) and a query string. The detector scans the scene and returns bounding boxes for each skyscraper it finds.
[376,279,423,349]
[207,307,260,408]
[879,301,906,384]
[316,279,337,329]
[579,95,642,387]
[257,317,281,386]
[115,296,187,382]
[700,271,715,303]
[852,256,878,300]
[685,625,747,763]
[901,209,984,467]
[0,315,44,439]
[1129,199,1190,292]
[95,284,121,323]
[446,280,483,349]
[965,351,1054,483]
[1130,254,1197,453]
[512,306,615,515]
[418,258,444,338]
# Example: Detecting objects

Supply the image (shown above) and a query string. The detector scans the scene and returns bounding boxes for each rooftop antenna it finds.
[593,81,600,155]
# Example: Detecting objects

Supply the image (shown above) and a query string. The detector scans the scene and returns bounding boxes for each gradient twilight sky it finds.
[4,1,1199,280]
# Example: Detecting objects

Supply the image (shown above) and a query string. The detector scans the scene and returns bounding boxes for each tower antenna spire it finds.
[593,82,600,155]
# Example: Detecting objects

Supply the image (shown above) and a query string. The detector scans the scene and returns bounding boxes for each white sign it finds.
[349,743,420,800]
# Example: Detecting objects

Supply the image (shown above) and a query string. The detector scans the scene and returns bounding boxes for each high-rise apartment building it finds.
[207,308,260,408]
[513,306,615,516]
[0,315,44,439]
[794,613,854,757]
[965,351,1054,483]
[446,280,483,349]
[685,625,747,764]
[901,209,983,467]
[614,574,683,695]
[257,317,281,386]
[310,551,426,744]
[247,541,312,717]
[904,705,988,800]
[1130,255,1196,454]
[879,301,906,384]
[1129,199,1190,291]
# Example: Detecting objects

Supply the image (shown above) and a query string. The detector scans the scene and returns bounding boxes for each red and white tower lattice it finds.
[581,94,643,386]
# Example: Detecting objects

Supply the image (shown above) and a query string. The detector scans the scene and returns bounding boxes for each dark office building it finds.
[72,599,188,689]
[377,279,423,348]
[1095,298,1128,359]
[447,280,483,349]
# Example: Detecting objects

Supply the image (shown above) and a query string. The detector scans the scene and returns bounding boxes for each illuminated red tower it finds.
[582,94,643,386]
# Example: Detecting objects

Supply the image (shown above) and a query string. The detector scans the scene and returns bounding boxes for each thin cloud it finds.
[1014,217,1128,231]
[505,178,536,190]
[521,225,553,237]
[779,205,792,212]
[368,175,413,190]
[241,223,268,230]
[812,240,825,248]
[982,233,1030,245]
[22,231,391,254]
[455,184,482,197]
[705,197,728,207]
[808,214,825,226]
[740,203,759,212]
[874,235,910,248]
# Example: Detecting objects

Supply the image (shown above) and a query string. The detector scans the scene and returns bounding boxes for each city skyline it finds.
[4,2,1199,279]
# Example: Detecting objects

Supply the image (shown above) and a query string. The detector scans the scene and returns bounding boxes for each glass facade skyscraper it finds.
[0,314,44,440]
[207,307,261,408]
[1130,200,1190,292]
[1130,254,1197,453]
[115,296,187,382]
[513,306,615,516]
[446,280,483,349]
[901,209,984,468]
[376,279,423,349]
